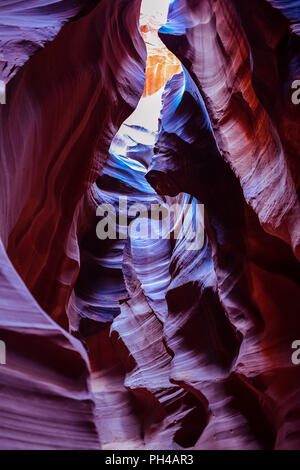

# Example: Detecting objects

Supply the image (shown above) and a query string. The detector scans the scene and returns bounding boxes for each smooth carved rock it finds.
[0,0,92,82]
[0,0,145,450]
[0,0,300,451]
[146,0,300,450]
[158,0,300,259]
[0,239,99,449]
[1,0,146,326]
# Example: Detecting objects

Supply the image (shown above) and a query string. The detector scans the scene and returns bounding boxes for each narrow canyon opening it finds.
[67,0,210,449]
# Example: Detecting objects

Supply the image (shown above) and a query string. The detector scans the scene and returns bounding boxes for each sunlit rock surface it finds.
[0,0,300,451]
[140,0,181,95]
[159,0,300,259]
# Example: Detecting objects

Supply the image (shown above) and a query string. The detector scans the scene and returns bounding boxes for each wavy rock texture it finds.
[0,0,300,451]
[146,0,300,449]
[0,0,92,82]
[266,0,300,34]
[2,0,146,325]
[159,0,300,259]
[140,7,182,96]
[0,0,145,450]
[0,238,99,449]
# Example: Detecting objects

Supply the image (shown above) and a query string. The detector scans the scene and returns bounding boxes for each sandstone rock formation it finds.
[0,0,146,449]
[0,0,300,450]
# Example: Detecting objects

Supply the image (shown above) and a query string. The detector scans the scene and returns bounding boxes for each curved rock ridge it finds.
[110,234,210,450]
[0,0,146,450]
[0,0,92,82]
[67,90,164,333]
[0,238,99,449]
[159,0,300,259]
[144,0,300,449]
[106,207,212,449]
[1,0,300,452]
[2,0,146,326]
[83,0,300,449]
[147,69,263,339]
[72,84,213,448]
[140,9,182,96]
[232,0,300,192]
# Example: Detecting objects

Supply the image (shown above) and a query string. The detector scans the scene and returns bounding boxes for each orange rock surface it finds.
[140,3,181,96]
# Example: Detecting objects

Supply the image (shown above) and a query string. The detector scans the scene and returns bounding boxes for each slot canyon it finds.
[0,0,300,450]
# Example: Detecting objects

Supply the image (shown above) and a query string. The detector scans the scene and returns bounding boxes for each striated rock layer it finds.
[0,0,97,82]
[0,0,146,450]
[0,238,99,449]
[2,0,146,326]
[146,0,300,449]
[0,0,300,451]
[140,5,182,96]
